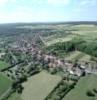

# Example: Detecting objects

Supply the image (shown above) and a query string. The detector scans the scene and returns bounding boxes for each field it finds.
[43,34,76,46]
[42,24,97,47]
[7,93,22,100]
[71,24,97,42]
[0,74,12,96]
[21,71,61,100]
[63,75,97,100]
[65,51,91,62]
[0,60,10,70]
[0,23,97,100]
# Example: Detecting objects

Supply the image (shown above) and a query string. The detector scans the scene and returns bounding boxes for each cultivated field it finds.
[63,75,97,100]
[21,71,61,100]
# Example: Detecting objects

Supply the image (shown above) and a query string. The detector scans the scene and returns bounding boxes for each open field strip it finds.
[21,71,61,100]
[0,73,12,98]
[73,31,97,35]
[71,25,97,30]
[44,34,76,46]
[65,51,91,62]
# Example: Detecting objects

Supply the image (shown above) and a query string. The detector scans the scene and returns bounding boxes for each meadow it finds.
[42,24,97,46]
[65,51,91,62]
[21,71,61,100]
[7,93,22,100]
[63,75,97,100]
[0,74,12,96]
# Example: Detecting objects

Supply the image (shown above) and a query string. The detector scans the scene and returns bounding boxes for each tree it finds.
[93,88,97,93]
[86,90,95,97]
[17,84,24,94]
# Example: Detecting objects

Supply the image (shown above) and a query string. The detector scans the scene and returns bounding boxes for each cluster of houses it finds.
[3,39,97,81]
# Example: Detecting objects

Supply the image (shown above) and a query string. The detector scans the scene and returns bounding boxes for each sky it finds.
[0,0,97,23]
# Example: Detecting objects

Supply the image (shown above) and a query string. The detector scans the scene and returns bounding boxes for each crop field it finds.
[0,60,10,70]
[21,71,61,100]
[65,51,91,62]
[0,74,12,96]
[63,75,97,100]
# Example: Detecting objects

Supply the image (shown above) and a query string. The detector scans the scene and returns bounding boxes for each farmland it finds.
[7,93,22,100]
[63,75,97,100]
[0,74,12,97]
[21,71,61,100]
[65,51,91,62]
[43,34,76,46]
[0,22,97,100]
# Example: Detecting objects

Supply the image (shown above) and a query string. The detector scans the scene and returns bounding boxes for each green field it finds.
[43,34,76,46]
[0,74,12,96]
[63,75,97,100]
[65,51,91,62]
[7,93,22,100]
[0,60,10,70]
[21,71,61,100]
[42,24,97,47]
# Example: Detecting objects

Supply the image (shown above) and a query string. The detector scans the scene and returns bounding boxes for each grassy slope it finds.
[0,60,10,70]
[21,71,61,100]
[7,93,22,100]
[0,74,12,96]
[63,75,97,100]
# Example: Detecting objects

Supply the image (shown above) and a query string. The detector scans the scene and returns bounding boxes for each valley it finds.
[0,22,97,100]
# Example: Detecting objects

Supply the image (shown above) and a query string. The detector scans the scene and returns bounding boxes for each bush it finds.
[86,90,95,97]
[93,88,97,93]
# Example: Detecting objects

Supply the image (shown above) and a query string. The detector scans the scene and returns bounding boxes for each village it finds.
[0,23,97,100]
[1,37,97,83]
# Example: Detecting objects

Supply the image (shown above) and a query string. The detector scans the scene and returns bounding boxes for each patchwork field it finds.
[63,75,97,100]
[42,24,97,47]
[0,74,12,96]
[1,23,97,100]
[21,71,61,100]
[0,60,10,70]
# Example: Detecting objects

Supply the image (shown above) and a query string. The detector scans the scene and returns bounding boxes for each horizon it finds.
[0,21,97,25]
[0,0,97,23]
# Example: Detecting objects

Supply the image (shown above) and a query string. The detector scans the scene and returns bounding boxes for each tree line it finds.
[45,38,97,58]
